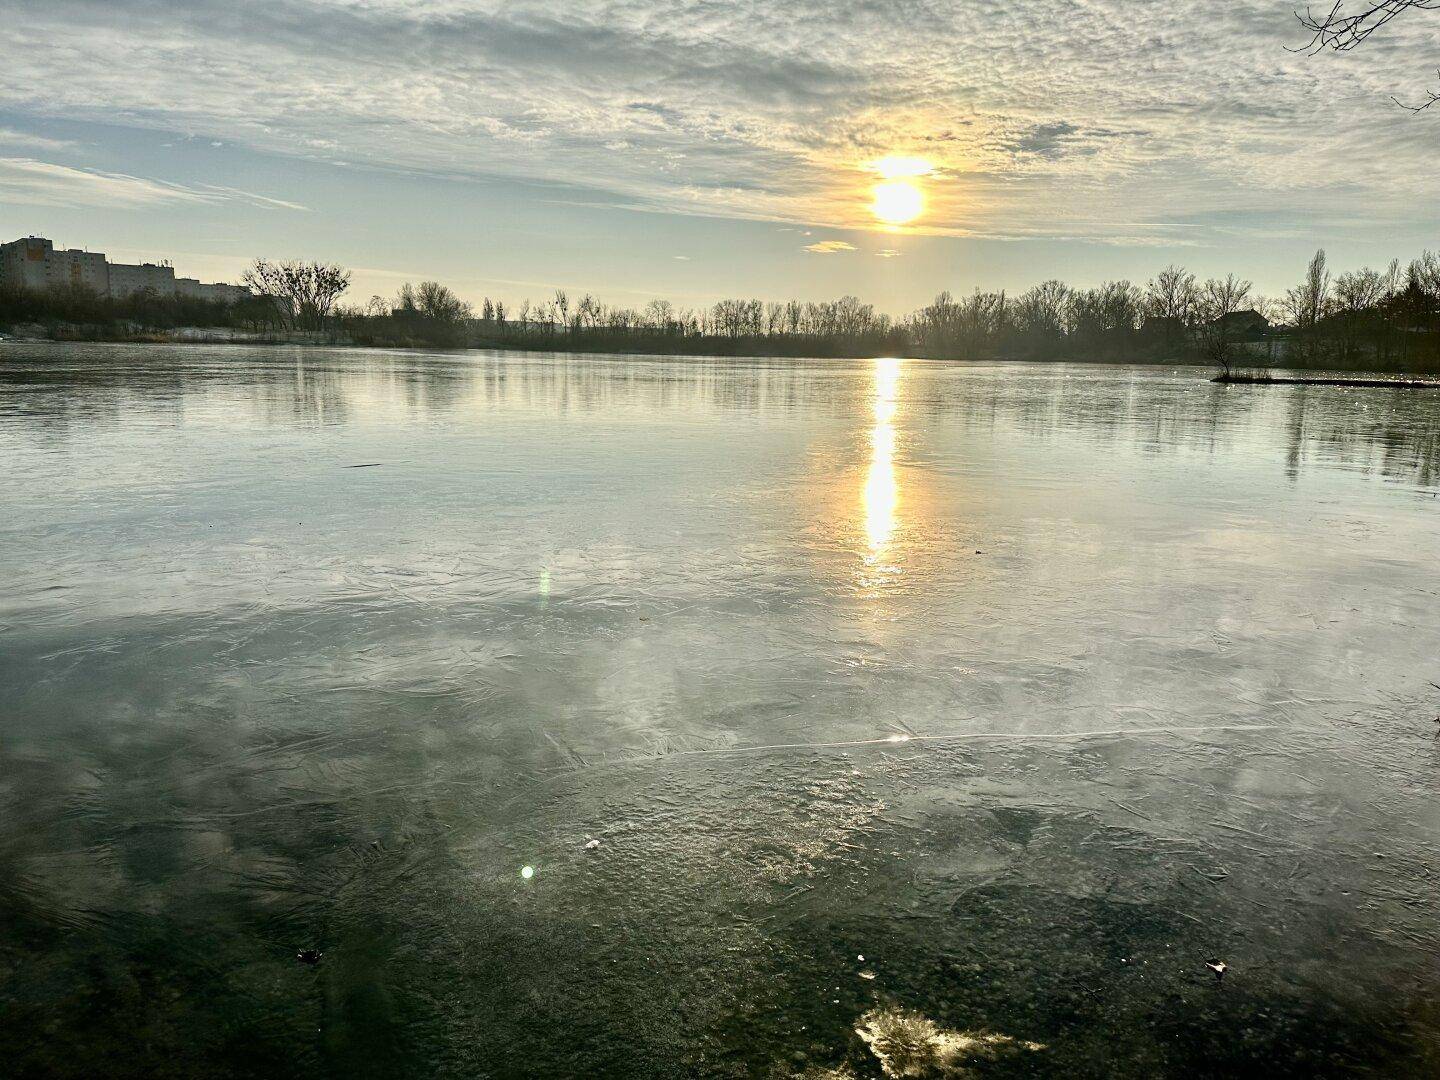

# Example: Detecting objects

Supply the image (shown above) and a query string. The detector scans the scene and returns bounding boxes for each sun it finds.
[872,180,923,225]
[869,156,931,226]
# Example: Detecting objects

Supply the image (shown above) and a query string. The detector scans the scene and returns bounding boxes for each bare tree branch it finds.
[1294,1,1440,108]
[1295,0,1440,52]
[1392,68,1440,109]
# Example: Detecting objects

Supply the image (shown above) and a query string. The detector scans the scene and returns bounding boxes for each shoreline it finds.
[6,334,1440,383]
[1213,374,1440,389]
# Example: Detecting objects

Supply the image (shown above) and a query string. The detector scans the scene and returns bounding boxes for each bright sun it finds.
[872,180,923,225]
[869,156,931,225]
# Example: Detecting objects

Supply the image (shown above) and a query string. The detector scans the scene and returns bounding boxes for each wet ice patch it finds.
[855,1007,1043,1078]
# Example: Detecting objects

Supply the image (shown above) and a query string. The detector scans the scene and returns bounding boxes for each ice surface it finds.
[1,344,1438,1076]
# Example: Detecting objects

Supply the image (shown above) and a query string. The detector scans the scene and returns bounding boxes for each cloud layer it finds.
[2,0,1437,242]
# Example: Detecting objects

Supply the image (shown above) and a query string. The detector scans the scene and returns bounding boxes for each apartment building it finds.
[0,236,249,304]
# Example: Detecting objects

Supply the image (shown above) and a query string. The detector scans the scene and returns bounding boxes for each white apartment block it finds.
[0,237,109,294]
[0,236,250,305]
[108,260,176,299]
[176,277,253,305]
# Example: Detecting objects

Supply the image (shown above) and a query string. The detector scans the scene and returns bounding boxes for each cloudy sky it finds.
[1,0,1436,312]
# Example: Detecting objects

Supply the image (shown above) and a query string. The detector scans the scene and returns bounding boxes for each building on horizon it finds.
[108,258,174,300]
[176,276,251,305]
[0,237,110,295]
[0,236,249,304]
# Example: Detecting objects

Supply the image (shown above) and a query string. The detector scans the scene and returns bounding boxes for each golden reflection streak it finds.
[863,357,901,553]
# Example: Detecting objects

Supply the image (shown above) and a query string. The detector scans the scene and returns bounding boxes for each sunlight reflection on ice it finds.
[863,357,901,556]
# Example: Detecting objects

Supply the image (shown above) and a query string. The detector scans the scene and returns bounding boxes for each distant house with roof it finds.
[1211,309,1270,342]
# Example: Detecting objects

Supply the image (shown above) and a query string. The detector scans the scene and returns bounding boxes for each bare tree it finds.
[1286,249,1333,329]
[1251,294,1286,325]
[1195,275,1254,377]
[1144,266,1198,322]
[644,299,675,333]
[242,259,351,331]
[1297,1,1440,109]
[415,281,471,323]
[1284,249,1333,363]
[1143,266,1199,355]
[576,293,602,331]
[1411,249,1440,294]
[1332,265,1394,359]
[1013,280,1069,349]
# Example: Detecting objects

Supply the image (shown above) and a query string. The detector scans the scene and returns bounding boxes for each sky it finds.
[0,0,1437,315]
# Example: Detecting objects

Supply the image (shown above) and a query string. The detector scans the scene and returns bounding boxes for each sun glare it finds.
[874,155,932,180]
[868,156,931,226]
[872,180,923,225]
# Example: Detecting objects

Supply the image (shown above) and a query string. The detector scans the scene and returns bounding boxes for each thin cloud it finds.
[804,240,856,254]
[196,184,310,211]
[0,158,218,207]
[0,158,307,210]
[0,127,76,152]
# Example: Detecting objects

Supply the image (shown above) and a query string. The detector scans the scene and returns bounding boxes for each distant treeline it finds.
[4,250,1439,372]
[0,283,285,340]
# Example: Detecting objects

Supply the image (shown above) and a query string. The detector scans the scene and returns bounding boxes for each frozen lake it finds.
[2,344,1439,1077]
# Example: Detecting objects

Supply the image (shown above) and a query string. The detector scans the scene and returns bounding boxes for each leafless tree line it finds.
[321,249,1440,372]
[898,272,1265,374]
[338,286,903,355]
[19,247,1421,371]
[1276,248,1440,366]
